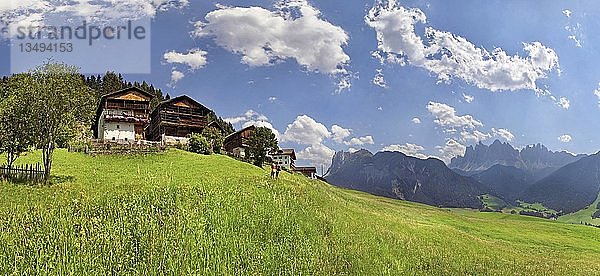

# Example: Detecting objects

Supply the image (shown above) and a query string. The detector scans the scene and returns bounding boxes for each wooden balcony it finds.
[106,102,149,110]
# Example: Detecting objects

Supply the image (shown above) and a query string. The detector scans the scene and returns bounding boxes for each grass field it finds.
[558,193,600,226]
[479,194,508,210]
[1,150,600,275]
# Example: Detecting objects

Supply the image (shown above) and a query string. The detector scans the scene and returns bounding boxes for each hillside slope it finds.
[522,153,600,214]
[1,150,600,274]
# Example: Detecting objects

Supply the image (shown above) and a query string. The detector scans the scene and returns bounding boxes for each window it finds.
[112,137,116,141]
[116,125,120,129]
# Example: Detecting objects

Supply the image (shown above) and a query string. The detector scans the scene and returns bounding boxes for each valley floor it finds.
[1,150,599,275]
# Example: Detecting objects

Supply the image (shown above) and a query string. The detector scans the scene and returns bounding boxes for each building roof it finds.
[99,87,155,102]
[224,125,256,141]
[155,95,213,113]
[207,121,225,133]
[271,149,297,160]
[294,166,317,172]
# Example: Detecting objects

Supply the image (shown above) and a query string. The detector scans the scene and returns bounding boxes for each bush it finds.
[188,133,212,155]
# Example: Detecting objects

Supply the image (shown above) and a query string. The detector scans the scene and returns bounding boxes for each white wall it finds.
[272,155,293,170]
[102,122,135,141]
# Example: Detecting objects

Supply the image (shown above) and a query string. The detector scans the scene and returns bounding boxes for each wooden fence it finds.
[0,163,45,182]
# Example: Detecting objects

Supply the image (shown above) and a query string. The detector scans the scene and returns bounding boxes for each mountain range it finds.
[326,150,485,209]
[325,140,600,216]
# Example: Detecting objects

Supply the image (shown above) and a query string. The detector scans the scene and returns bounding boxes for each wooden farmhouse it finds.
[147,95,218,144]
[94,87,154,142]
[224,125,256,158]
[294,166,318,179]
[270,149,296,170]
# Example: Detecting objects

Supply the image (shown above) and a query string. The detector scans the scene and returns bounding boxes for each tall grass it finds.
[0,149,599,274]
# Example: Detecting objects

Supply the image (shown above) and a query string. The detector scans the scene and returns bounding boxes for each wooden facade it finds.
[94,87,154,141]
[294,166,318,179]
[147,95,213,142]
[224,125,256,158]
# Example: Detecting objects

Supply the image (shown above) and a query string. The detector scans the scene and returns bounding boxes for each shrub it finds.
[188,133,212,155]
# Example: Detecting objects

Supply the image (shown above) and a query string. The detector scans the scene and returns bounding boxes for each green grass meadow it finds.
[558,193,600,226]
[1,150,600,275]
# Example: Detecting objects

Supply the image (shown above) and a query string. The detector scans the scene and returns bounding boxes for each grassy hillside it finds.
[559,193,600,226]
[1,150,600,274]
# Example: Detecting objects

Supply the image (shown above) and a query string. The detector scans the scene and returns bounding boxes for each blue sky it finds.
[1,0,600,169]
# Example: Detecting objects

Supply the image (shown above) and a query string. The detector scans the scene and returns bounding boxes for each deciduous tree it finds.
[247,127,278,167]
[26,62,95,179]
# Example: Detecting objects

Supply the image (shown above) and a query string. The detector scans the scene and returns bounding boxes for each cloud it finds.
[194,0,351,90]
[436,139,466,163]
[372,69,387,88]
[411,117,421,124]
[297,143,336,167]
[331,125,351,143]
[170,70,185,84]
[562,9,572,18]
[594,84,600,107]
[558,134,572,143]
[492,128,515,142]
[225,110,280,140]
[164,49,208,70]
[268,96,278,102]
[462,93,474,103]
[427,102,483,131]
[343,136,375,146]
[382,143,429,159]
[557,97,570,109]
[1,0,188,37]
[282,115,331,145]
[460,130,491,143]
[366,1,560,94]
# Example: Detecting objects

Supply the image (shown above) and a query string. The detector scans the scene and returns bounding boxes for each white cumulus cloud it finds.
[558,134,572,143]
[463,93,474,103]
[382,143,429,159]
[344,136,375,146]
[366,1,560,94]
[492,128,515,142]
[331,125,352,143]
[372,69,388,88]
[297,143,336,168]
[1,0,188,37]
[436,139,466,163]
[194,0,351,91]
[170,70,185,84]
[282,115,331,145]
[164,49,208,70]
[225,110,280,140]
[427,102,483,131]
[411,117,421,124]
[594,83,600,107]
[557,97,570,109]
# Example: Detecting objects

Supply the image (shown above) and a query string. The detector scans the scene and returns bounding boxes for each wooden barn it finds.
[146,95,217,144]
[224,125,256,158]
[94,87,154,142]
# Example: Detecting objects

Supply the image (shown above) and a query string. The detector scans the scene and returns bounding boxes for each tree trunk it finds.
[6,152,16,168]
[43,141,54,180]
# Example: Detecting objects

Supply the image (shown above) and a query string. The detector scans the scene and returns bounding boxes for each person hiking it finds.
[271,163,277,179]
[276,164,281,179]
